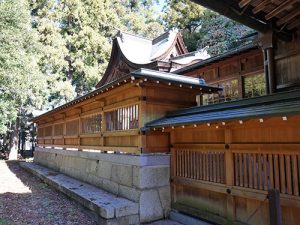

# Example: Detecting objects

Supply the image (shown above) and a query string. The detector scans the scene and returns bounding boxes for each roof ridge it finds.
[174,42,258,74]
[117,30,152,41]
[152,29,178,44]
[171,49,209,60]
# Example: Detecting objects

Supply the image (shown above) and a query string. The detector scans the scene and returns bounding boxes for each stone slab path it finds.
[0,161,182,225]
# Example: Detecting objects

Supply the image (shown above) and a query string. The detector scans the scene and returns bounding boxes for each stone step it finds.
[20,162,139,225]
[170,210,215,225]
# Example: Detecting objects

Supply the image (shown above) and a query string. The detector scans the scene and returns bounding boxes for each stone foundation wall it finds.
[34,147,171,223]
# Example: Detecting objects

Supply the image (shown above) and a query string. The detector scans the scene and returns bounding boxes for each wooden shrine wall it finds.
[275,36,300,90]
[183,49,265,104]
[169,116,300,225]
[36,82,198,154]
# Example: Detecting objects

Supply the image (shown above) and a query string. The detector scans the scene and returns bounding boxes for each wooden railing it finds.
[105,104,139,131]
[233,149,300,196]
[172,144,300,197]
[172,144,226,184]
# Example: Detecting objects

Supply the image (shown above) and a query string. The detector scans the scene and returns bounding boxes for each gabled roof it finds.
[117,30,188,64]
[145,89,300,128]
[96,30,191,87]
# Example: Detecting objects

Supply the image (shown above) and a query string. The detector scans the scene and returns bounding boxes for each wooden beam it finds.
[287,19,300,30]
[276,7,300,26]
[268,189,283,225]
[265,0,297,21]
[191,0,268,32]
[239,0,252,8]
[252,0,271,14]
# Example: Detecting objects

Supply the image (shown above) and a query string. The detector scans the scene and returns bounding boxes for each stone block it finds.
[102,179,119,195]
[96,160,112,179]
[111,199,139,218]
[133,165,170,189]
[86,174,103,187]
[97,214,139,225]
[158,186,171,217]
[85,159,98,174]
[118,184,141,202]
[111,164,133,187]
[139,189,164,223]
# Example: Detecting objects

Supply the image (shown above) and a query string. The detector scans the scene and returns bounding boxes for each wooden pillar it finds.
[61,113,66,146]
[266,47,276,93]
[238,58,244,98]
[225,128,236,221]
[268,189,282,225]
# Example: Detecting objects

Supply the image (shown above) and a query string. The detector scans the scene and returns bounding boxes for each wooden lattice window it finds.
[66,119,79,136]
[81,114,102,134]
[44,126,52,137]
[54,123,64,136]
[105,104,139,131]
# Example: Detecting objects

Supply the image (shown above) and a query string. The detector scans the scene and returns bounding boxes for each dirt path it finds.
[0,160,98,225]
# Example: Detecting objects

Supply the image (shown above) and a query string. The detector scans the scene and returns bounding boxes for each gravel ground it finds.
[0,160,98,225]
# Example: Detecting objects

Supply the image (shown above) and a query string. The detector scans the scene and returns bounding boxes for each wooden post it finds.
[268,189,282,225]
[266,47,276,93]
[225,128,236,221]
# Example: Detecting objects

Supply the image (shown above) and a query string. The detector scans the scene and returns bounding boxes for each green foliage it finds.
[163,0,253,55]
[117,0,164,39]
[30,0,164,105]
[0,0,47,134]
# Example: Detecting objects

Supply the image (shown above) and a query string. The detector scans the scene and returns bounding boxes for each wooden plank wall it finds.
[140,83,198,153]
[37,83,142,153]
[275,36,300,89]
[183,49,264,99]
[170,116,300,225]
[36,81,199,153]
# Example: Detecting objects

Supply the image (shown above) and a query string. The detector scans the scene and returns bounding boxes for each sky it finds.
[156,0,166,12]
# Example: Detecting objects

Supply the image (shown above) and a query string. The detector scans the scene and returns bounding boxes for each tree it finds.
[163,0,253,55]
[30,0,164,103]
[116,0,164,39]
[0,0,47,159]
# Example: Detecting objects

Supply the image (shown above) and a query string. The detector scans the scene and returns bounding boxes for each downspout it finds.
[259,32,276,94]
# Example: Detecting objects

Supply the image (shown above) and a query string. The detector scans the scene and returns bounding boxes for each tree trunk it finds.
[8,116,20,160]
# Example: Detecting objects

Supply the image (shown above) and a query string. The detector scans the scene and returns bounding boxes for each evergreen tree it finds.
[163,0,253,55]
[30,0,164,104]
[0,0,47,158]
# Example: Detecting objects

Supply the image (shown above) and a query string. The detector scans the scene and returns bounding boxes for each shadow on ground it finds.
[0,160,98,225]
